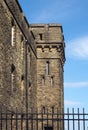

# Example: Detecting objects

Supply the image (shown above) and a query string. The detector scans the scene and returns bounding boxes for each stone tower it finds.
[30,24,65,112]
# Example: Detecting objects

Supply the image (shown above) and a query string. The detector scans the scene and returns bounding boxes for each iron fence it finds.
[0,108,88,130]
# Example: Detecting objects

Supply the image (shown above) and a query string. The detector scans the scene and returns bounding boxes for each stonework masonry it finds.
[30,24,65,113]
[0,0,65,114]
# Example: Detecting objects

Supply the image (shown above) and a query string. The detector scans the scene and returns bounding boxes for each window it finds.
[21,75,24,81]
[11,19,16,47]
[21,75,24,96]
[29,81,31,88]
[51,76,54,86]
[42,106,45,114]
[11,25,16,47]
[11,64,15,73]
[11,64,15,92]
[21,40,25,60]
[42,76,45,86]
[39,33,43,40]
[52,106,54,113]
[46,61,49,75]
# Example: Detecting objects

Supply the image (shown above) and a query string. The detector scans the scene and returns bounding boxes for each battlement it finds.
[30,24,64,43]
[30,24,65,64]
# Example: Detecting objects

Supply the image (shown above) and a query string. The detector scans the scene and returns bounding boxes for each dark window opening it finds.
[52,106,54,113]
[11,64,15,73]
[51,76,54,86]
[42,107,45,114]
[21,75,24,81]
[29,81,31,87]
[39,33,43,40]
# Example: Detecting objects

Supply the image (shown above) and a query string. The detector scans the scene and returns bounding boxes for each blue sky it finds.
[19,0,88,110]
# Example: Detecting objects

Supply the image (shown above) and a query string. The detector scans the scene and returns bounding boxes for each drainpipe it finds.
[25,39,29,130]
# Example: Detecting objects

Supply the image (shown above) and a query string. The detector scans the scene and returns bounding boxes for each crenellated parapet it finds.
[36,43,65,65]
[30,24,65,65]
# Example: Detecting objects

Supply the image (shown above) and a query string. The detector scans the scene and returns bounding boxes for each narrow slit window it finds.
[52,106,54,113]
[21,40,25,60]
[46,61,49,75]
[42,107,45,114]
[51,76,54,86]
[11,25,16,46]
[11,64,15,73]
[11,64,15,92]
[42,76,45,86]
[21,75,24,96]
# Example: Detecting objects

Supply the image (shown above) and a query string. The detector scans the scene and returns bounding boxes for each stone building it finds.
[0,0,65,114]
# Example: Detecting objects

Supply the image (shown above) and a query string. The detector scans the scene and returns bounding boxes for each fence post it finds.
[67,108,69,130]
[83,108,85,130]
[72,108,75,130]
[6,108,7,130]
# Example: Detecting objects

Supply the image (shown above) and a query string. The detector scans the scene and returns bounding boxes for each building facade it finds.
[0,0,65,114]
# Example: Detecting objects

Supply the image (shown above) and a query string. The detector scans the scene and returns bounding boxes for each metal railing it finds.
[0,108,88,130]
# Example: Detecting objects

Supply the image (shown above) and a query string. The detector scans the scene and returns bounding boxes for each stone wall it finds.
[4,0,36,54]
[0,0,37,112]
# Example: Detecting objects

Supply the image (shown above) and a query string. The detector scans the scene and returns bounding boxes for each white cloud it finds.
[66,36,88,59]
[65,100,81,106]
[64,81,88,88]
